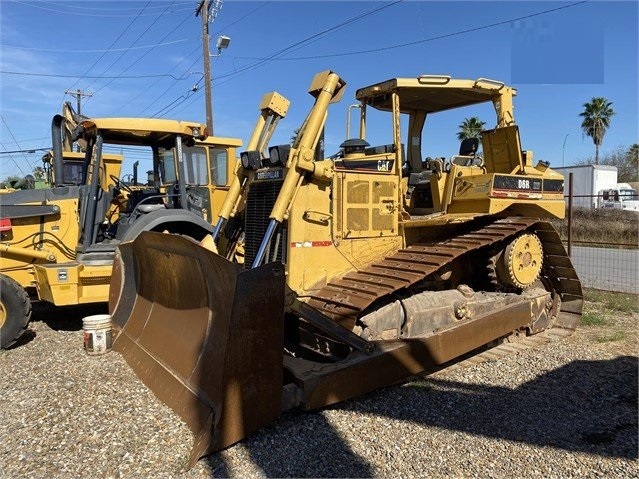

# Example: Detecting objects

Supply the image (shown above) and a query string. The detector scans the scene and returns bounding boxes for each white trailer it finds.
[554,165,618,209]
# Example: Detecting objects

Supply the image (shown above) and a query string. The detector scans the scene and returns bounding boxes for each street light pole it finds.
[562,133,570,166]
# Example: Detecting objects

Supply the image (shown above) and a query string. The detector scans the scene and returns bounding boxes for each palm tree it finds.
[32,166,46,180]
[579,97,615,164]
[457,117,486,141]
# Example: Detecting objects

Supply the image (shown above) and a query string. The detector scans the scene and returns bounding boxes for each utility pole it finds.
[196,0,223,135]
[65,89,92,151]
[65,89,92,119]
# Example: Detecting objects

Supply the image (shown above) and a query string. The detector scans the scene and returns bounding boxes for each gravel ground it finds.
[1,301,637,479]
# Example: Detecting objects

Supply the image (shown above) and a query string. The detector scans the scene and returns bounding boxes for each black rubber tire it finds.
[0,275,32,349]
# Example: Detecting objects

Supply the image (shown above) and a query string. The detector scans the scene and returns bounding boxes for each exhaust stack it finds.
[51,115,66,187]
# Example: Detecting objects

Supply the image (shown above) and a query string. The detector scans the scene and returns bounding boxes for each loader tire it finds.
[0,275,32,349]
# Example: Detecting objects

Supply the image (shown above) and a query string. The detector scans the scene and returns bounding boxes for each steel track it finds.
[308,216,583,332]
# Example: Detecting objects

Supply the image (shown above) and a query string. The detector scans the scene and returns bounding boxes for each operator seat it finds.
[450,137,480,167]
[459,137,479,156]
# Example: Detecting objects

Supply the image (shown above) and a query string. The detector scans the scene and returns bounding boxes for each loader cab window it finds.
[158,148,177,184]
[182,145,208,186]
[63,161,83,185]
[209,148,228,186]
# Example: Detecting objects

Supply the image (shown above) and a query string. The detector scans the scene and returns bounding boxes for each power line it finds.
[213,1,271,33]
[139,54,202,117]
[9,0,587,144]
[0,142,27,176]
[0,147,50,155]
[108,47,201,116]
[150,84,201,119]
[0,70,195,80]
[66,1,152,93]
[210,0,587,87]
[0,116,35,172]
[3,1,272,125]
[28,1,151,151]
[163,0,588,119]
[227,1,590,62]
[2,39,189,53]
[90,6,194,99]
[214,1,404,85]
[85,1,178,92]
[154,1,404,117]
[165,85,205,118]
[4,136,49,143]
[138,1,272,119]
[8,0,193,17]
[29,1,193,12]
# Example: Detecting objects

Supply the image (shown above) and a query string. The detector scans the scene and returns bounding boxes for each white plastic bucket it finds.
[82,314,113,355]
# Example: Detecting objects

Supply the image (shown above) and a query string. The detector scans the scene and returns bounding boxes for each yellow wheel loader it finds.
[0,94,290,349]
[109,71,582,468]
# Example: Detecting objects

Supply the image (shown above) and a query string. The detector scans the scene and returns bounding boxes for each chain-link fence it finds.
[567,244,638,294]
[550,188,638,294]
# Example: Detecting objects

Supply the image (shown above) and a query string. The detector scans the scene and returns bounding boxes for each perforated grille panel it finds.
[244,179,285,268]
[342,177,398,237]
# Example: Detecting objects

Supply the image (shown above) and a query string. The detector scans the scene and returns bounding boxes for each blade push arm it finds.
[252,70,346,268]
[212,92,290,240]
[270,70,346,223]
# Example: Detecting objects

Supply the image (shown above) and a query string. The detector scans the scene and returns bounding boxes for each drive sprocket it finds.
[490,233,544,290]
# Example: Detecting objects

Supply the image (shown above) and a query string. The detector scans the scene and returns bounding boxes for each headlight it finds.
[266,145,290,167]
[240,150,262,170]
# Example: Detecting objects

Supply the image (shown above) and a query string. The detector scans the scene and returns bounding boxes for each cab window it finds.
[182,146,209,186]
[159,149,177,184]
[209,148,228,186]
[63,161,83,185]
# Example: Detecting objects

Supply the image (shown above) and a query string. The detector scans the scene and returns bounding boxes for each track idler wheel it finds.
[494,233,543,290]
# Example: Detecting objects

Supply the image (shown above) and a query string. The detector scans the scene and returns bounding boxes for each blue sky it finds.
[1,0,637,178]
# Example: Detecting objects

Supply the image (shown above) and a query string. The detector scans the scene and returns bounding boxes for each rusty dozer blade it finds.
[109,231,285,468]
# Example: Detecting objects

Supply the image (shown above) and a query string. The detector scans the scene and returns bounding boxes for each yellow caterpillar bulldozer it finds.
[0,94,290,348]
[109,70,582,468]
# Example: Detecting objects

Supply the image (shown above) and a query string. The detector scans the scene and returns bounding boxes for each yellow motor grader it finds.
[109,71,582,467]
[0,94,290,349]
